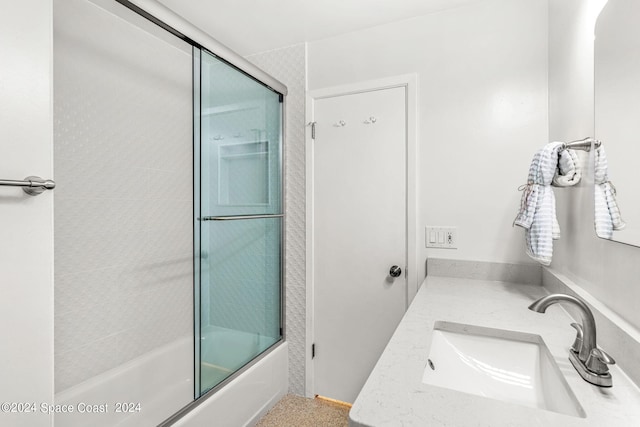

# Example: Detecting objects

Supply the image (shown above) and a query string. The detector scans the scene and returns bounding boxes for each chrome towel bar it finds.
[201,214,284,221]
[0,176,55,196]
[562,137,602,152]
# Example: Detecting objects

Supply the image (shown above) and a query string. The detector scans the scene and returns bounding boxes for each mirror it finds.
[594,0,640,246]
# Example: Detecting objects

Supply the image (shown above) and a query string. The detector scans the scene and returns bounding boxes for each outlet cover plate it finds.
[426,226,457,249]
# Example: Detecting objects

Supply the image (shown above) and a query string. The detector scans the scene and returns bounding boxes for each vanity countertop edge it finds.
[348,275,640,427]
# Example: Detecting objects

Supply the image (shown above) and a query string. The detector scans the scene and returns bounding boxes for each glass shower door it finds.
[195,50,283,396]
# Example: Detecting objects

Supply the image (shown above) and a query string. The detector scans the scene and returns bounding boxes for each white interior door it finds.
[312,86,407,403]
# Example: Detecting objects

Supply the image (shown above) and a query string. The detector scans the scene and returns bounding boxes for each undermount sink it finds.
[422,321,585,418]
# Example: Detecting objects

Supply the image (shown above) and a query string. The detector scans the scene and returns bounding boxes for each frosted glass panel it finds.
[54,0,193,424]
[199,218,281,393]
[196,50,283,396]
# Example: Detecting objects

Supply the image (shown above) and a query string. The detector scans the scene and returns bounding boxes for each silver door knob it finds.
[389,265,402,278]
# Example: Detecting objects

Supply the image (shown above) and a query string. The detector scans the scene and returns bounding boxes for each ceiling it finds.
[156,0,486,56]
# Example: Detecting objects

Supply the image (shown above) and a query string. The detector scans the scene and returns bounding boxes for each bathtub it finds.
[54,328,287,426]
[174,341,288,427]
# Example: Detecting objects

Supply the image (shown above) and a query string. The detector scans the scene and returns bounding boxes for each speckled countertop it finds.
[349,276,640,426]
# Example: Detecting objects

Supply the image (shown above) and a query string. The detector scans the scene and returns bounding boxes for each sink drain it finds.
[427,359,435,370]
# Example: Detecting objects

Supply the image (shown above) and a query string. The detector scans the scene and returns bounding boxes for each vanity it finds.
[348,262,640,426]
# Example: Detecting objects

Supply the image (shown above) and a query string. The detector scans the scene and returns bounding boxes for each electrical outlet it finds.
[426,226,457,249]
[445,228,457,248]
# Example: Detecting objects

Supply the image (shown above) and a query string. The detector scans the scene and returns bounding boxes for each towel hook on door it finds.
[0,176,56,196]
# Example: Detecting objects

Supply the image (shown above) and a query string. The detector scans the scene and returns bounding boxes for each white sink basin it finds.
[422,321,585,418]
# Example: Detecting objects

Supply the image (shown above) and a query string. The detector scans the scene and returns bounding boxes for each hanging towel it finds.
[553,148,582,187]
[594,145,625,239]
[514,142,564,265]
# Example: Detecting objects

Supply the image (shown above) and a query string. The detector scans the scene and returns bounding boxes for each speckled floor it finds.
[256,394,351,427]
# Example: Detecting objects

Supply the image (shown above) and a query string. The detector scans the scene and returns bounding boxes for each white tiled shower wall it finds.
[53,0,193,392]
[247,44,307,396]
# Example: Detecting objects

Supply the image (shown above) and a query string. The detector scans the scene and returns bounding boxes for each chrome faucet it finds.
[528,293,615,387]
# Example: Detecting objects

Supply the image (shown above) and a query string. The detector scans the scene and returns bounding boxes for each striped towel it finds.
[594,145,625,238]
[514,142,564,265]
[553,148,582,187]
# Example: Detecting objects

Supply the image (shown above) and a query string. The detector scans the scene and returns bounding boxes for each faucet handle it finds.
[586,348,616,374]
[569,322,583,354]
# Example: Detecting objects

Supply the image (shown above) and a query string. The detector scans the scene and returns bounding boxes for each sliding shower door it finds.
[53,1,195,425]
[195,50,284,396]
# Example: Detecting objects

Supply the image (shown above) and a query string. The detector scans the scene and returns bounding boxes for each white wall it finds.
[308,0,549,281]
[550,0,640,332]
[0,1,54,426]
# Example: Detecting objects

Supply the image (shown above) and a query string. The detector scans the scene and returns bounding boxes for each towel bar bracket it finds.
[0,176,56,196]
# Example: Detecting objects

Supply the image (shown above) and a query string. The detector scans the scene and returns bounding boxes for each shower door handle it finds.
[201,214,284,221]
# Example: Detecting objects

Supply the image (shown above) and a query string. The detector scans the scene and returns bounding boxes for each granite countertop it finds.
[349,276,640,426]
